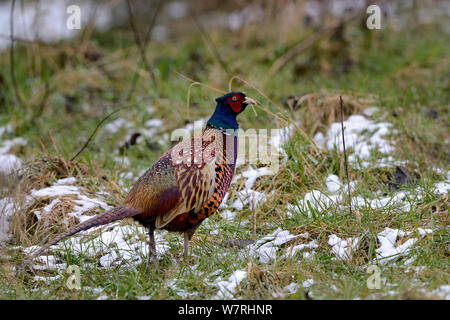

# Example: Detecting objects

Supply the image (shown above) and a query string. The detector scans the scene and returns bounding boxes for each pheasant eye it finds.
[231,96,238,101]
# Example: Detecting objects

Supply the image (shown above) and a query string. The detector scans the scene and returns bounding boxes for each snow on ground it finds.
[286,109,449,270]
[267,124,296,166]
[23,177,173,272]
[314,113,400,168]
[328,234,359,260]
[30,177,111,223]
[287,189,341,218]
[0,0,114,51]
[66,224,170,268]
[27,221,171,272]
[214,269,247,299]
[428,285,450,300]
[141,119,164,139]
[219,124,296,213]
[103,118,134,134]
[245,228,299,264]
[375,227,433,265]
[220,165,276,212]
[272,282,301,298]
[0,154,22,176]
[433,180,450,195]
[302,279,315,288]
[8,109,448,298]
[0,124,27,245]
[288,169,448,219]
[285,239,318,259]
[0,197,16,246]
[0,124,26,175]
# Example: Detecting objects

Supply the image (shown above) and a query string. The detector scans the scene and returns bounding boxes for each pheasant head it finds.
[207,92,254,130]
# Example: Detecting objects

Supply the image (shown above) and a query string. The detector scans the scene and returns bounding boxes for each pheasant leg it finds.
[148,226,158,267]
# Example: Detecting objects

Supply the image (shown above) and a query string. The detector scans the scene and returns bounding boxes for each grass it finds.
[0,9,449,300]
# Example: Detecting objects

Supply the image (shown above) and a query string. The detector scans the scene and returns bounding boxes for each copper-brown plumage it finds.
[18,92,251,273]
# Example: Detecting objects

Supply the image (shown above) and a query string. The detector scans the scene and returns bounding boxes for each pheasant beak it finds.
[244,97,257,106]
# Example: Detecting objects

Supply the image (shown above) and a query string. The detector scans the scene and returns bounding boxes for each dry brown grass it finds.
[8,155,122,247]
[286,90,375,134]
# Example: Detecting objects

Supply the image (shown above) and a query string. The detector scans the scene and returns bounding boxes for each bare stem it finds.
[126,0,161,92]
[9,0,24,108]
[340,95,352,216]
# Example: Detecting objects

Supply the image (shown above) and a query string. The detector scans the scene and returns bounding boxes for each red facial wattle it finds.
[227,96,242,113]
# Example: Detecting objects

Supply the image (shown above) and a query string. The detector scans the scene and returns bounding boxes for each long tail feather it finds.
[16,206,139,275]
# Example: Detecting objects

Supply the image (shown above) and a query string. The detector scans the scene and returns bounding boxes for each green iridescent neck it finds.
[206,120,239,136]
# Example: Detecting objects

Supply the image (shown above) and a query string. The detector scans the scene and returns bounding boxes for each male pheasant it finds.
[18,92,252,272]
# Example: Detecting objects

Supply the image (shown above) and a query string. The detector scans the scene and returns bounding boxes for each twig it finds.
[126,0,160,91]
[340,95,352,216]
[9,0,24,108]
[252,192,256,240]
[175,70,226,120]
[125,0,163,100]
[70,105,131,161]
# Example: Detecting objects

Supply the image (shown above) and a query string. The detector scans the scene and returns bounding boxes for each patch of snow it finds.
[103,118,133,134]
[23,178,154,272]
[431,285,450,300]
[88,226,170,268]
[272,282,300,298]
[314,114,395,168]
[246,228,299,263]
[287,190,341,218]
[214,269,247,299]
[328,234,359,260]
[34,198,61,220]
[326,174,342,193]
[145,119,163,128]
[0,124,13,137]
[286,240,318,258]
[33,275,61,284]
[284,282,300,294]
[434,181,450,195]
[375,227,432,265]
[0,154,22,174]
[268,125,295,166]
[363,106,379,117]
[0,137,27,154]
[0,0,114,50]
[302,279,315,288]
[241,166,272,190]
[54,177,76,185]
[140,119,164,139]
[69,194,111,223]
[220,210,236,220]
[302,251,316,260]
[229,189,268,211]
[31,185,80,198]
[0,197,16,246]
[24,223,170,272]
